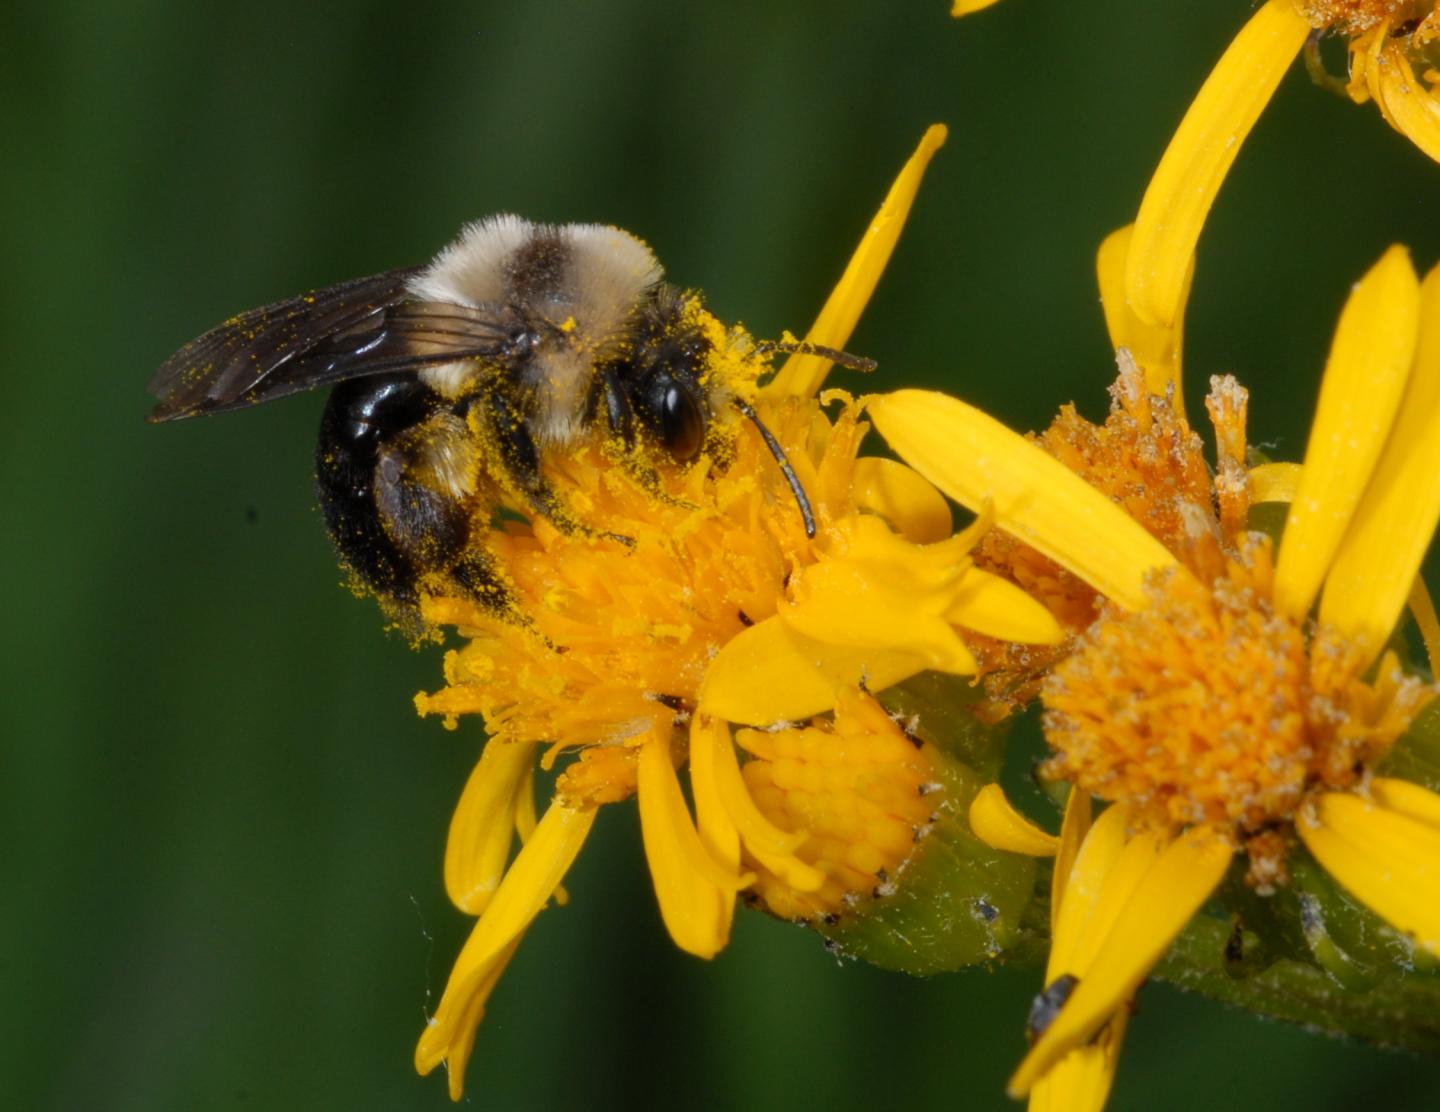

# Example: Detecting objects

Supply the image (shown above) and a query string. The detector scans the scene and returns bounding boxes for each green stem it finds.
[1157,916,1440,1056]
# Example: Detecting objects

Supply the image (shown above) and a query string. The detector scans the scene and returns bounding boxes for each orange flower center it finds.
[1042,534,1431,890]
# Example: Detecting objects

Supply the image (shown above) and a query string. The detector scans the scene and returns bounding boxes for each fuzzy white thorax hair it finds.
[409,216,665,442]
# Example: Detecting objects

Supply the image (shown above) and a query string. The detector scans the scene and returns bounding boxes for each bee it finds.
[149,216,864,617]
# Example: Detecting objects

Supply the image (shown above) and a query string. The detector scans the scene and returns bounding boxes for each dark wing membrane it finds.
[148,267,514,421]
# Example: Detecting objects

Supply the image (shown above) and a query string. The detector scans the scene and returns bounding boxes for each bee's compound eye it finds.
[660,383,705,462]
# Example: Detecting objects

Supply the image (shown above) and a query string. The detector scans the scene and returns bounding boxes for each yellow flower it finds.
[870,241,1440,1108]
[411,124,1068,1101]
[1125,0,1440,330]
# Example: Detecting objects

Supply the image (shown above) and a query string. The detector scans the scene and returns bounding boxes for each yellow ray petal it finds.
[1275,245,1421,621]
[1367,40,1440,163]
[969,784,1058,856]
[1125,0,1309,328]
[637,730,740,958]
[1298,788,1440,956]
[687,716,745,943]
[1096,224,1188,402]
[1373,777,1440,828]
[868,390,1177,611]
[943,566,1065,645]
[699,614,930,726]
[1028,1011,1128,1112]
[852,456,953,544]
[1320,262,1440,663]
[765,125,947,402]
[1010,825,1233,1096]
[1248,461,1301,504]
[1051,789,1093,939]
[1047,802,1130,977]
[1409,577,1440,678]
[952,0,1005,13]
[444,740,537,915]
[416,802,597,1087]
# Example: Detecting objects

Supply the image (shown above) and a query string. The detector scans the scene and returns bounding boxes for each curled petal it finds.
[969,784,1058,856]
[1364,36,1440,162]
[1096,224,1188,403]
[444,740,538,915]
[1247,461,1301,504]
[1125,0,1309,328]
[637,731,741,959]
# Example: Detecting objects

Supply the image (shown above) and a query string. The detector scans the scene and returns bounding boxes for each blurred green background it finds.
[7,1,1440,1108]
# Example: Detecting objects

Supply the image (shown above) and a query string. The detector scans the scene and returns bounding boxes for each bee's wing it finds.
[148,267,513,421]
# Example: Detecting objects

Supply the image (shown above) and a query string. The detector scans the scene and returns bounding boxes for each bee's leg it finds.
[449,547,518,615]
[484,388,631,542]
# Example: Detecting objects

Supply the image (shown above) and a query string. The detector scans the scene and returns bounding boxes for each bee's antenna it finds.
[755,339,877,373]
[732,398,816,538]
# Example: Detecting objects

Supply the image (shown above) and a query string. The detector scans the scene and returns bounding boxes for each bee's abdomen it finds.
[316,375,446,605]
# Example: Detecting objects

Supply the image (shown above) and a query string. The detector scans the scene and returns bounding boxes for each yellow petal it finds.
[1125,0,1309,328]
[416,802,597,1092]
[868,390,1177,611]
[952,0,1005,13]
[1275,246,1421,621]
[1010,824,1233,1097]
[1409,577,1440,678]
[1051,789,1093,939]
[1298,788,1440,955]
[1047,802,1129,977]
[1373,776,1440,827]
[1096,224,1188,402]
[444,740,537,915]
[687,715,745,943]
[1367,40,1440,163]
[852,456,953,544]
[781,517,985,674]
[765,125,947,401]
[1028,1011,1128,1112]
[943,566,1065,645]
[699,614,929,726]
[969,784,1059,856]
[1320,261,1440,663]
[637,730,738,958]
[1248,461,1301,504]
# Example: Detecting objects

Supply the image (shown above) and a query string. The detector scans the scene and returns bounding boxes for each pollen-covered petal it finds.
[416,801,597,1095]
[852,456,953,544]
[698,615,927,726]
[1096,224,1188,401]
[1125,0,1309,328]
[1298,786,1440,956]
[765,124,947,402]
[1248,461,1302,503]
[1275,245,1421,621]
[943,566,1065,645]
[444,740,538,915]
[969,784,1059,856]
[1365,40,1440,163]
[1009,824,1233,1097]
[637,731,738,959]
[1028,1012,1128,1112]
[1320,262,1440,663]
[868,390,1178,611]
